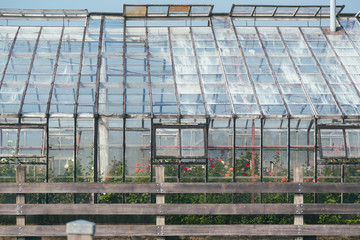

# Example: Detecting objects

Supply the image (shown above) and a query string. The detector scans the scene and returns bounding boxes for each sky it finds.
[1,0,360,14]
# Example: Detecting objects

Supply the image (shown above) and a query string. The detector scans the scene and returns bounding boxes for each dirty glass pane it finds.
[320,129,345,158]
[181,128,205,157]
[156,128,180,157]
[345,129,360,158]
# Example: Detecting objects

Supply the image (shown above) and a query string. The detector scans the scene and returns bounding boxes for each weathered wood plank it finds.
[1,225,360,237]
[0,183,158,193]
[0,182,360,194]
[1,203,359,216]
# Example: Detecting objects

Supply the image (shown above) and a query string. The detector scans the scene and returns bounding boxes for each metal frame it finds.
[152,123,208,160]
[318,123,360,160]
[0,9,88,20]
[230,5,345,18]
[124,5,214,18]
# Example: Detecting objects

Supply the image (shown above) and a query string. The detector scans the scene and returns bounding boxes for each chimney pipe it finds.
[330,0,336,32]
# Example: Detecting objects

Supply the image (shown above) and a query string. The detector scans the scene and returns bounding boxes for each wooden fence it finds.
[0,166,360,237]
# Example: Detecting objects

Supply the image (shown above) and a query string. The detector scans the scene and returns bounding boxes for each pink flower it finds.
[210,164,215,168]
[241,168,245,171]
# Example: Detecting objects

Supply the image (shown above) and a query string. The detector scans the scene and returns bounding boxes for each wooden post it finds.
[16,165,25,240]
[156,166,165,239]
[294,166,304,240]
[66,220,95,240]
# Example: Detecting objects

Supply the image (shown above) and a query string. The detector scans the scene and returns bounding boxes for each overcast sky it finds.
[2,0,360,14]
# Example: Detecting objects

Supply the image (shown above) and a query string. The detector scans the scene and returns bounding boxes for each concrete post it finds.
[294,166,304,240]
[66,220,95,240]
[156,166,165,240]
[16,165,25,240]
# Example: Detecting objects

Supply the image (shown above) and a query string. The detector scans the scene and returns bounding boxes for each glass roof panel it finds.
[190,6,212,16]
[147,6,168,17]
[169,6,190,16]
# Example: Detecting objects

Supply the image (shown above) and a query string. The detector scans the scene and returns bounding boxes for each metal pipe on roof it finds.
[330,0,336,32]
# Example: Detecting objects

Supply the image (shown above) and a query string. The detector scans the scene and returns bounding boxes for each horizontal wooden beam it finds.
[0,182,359,194]
[1,203,359,216]
[1,225,360,237]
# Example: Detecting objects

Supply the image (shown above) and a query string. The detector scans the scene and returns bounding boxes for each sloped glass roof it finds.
[0,5,360,119]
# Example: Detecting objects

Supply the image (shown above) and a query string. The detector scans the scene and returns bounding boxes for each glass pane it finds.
[156,129,180,157]
[345,129,360,158]
[320,129,345,158]
[181,129,205,157]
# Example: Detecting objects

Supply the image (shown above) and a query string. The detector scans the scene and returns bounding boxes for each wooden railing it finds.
[0,166,360,237]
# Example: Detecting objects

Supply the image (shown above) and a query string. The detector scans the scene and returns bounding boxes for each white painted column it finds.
[330,0,337,32]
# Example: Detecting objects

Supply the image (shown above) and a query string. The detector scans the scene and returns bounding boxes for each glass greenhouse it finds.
[1,4,360,187]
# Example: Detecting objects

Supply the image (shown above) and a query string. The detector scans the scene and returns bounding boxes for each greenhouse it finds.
[1,3,360,237]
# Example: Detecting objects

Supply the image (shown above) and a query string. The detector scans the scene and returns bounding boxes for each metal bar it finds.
[94,16,105,115]
[230,20,264,116]
[232,117,236,182]
[314,118,318,183]
[73,116,77,184]
[0,26,19,90]
[276,27,318,117]
[45,26,64,115]
[209,17,236,116]
[93,115,99,183]
[17,27,42,115]
[145,26,154,118]
[189,27,209,116]
[287,118,291,181]
[254,27,290,117]
[298,27,345,117]
[260,117,264,182]
[73,22,88,115]
[167,27,181,117]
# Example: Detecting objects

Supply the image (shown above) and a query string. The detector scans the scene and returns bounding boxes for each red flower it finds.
[326,151,331,154]
[356,166,360,169]
[135,168,139,172]
[225,173,230,177]
[182,167,188,171]
[275,151,279,154]
[109,169,113,172]
[106,177,110,181]
[140,170,143,172]
[136,162,140,166]
[229,168,233,171]
[333,147,338,151]
[145,166,149,169]
[210,164,215,168]
[245,163,250,167]
[218,158,222,162]
[243,173,248,176]
[281,178,286,182]
[269,172,273,175]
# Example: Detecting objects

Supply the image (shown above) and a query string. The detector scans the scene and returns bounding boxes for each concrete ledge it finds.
[66,220,95,235]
